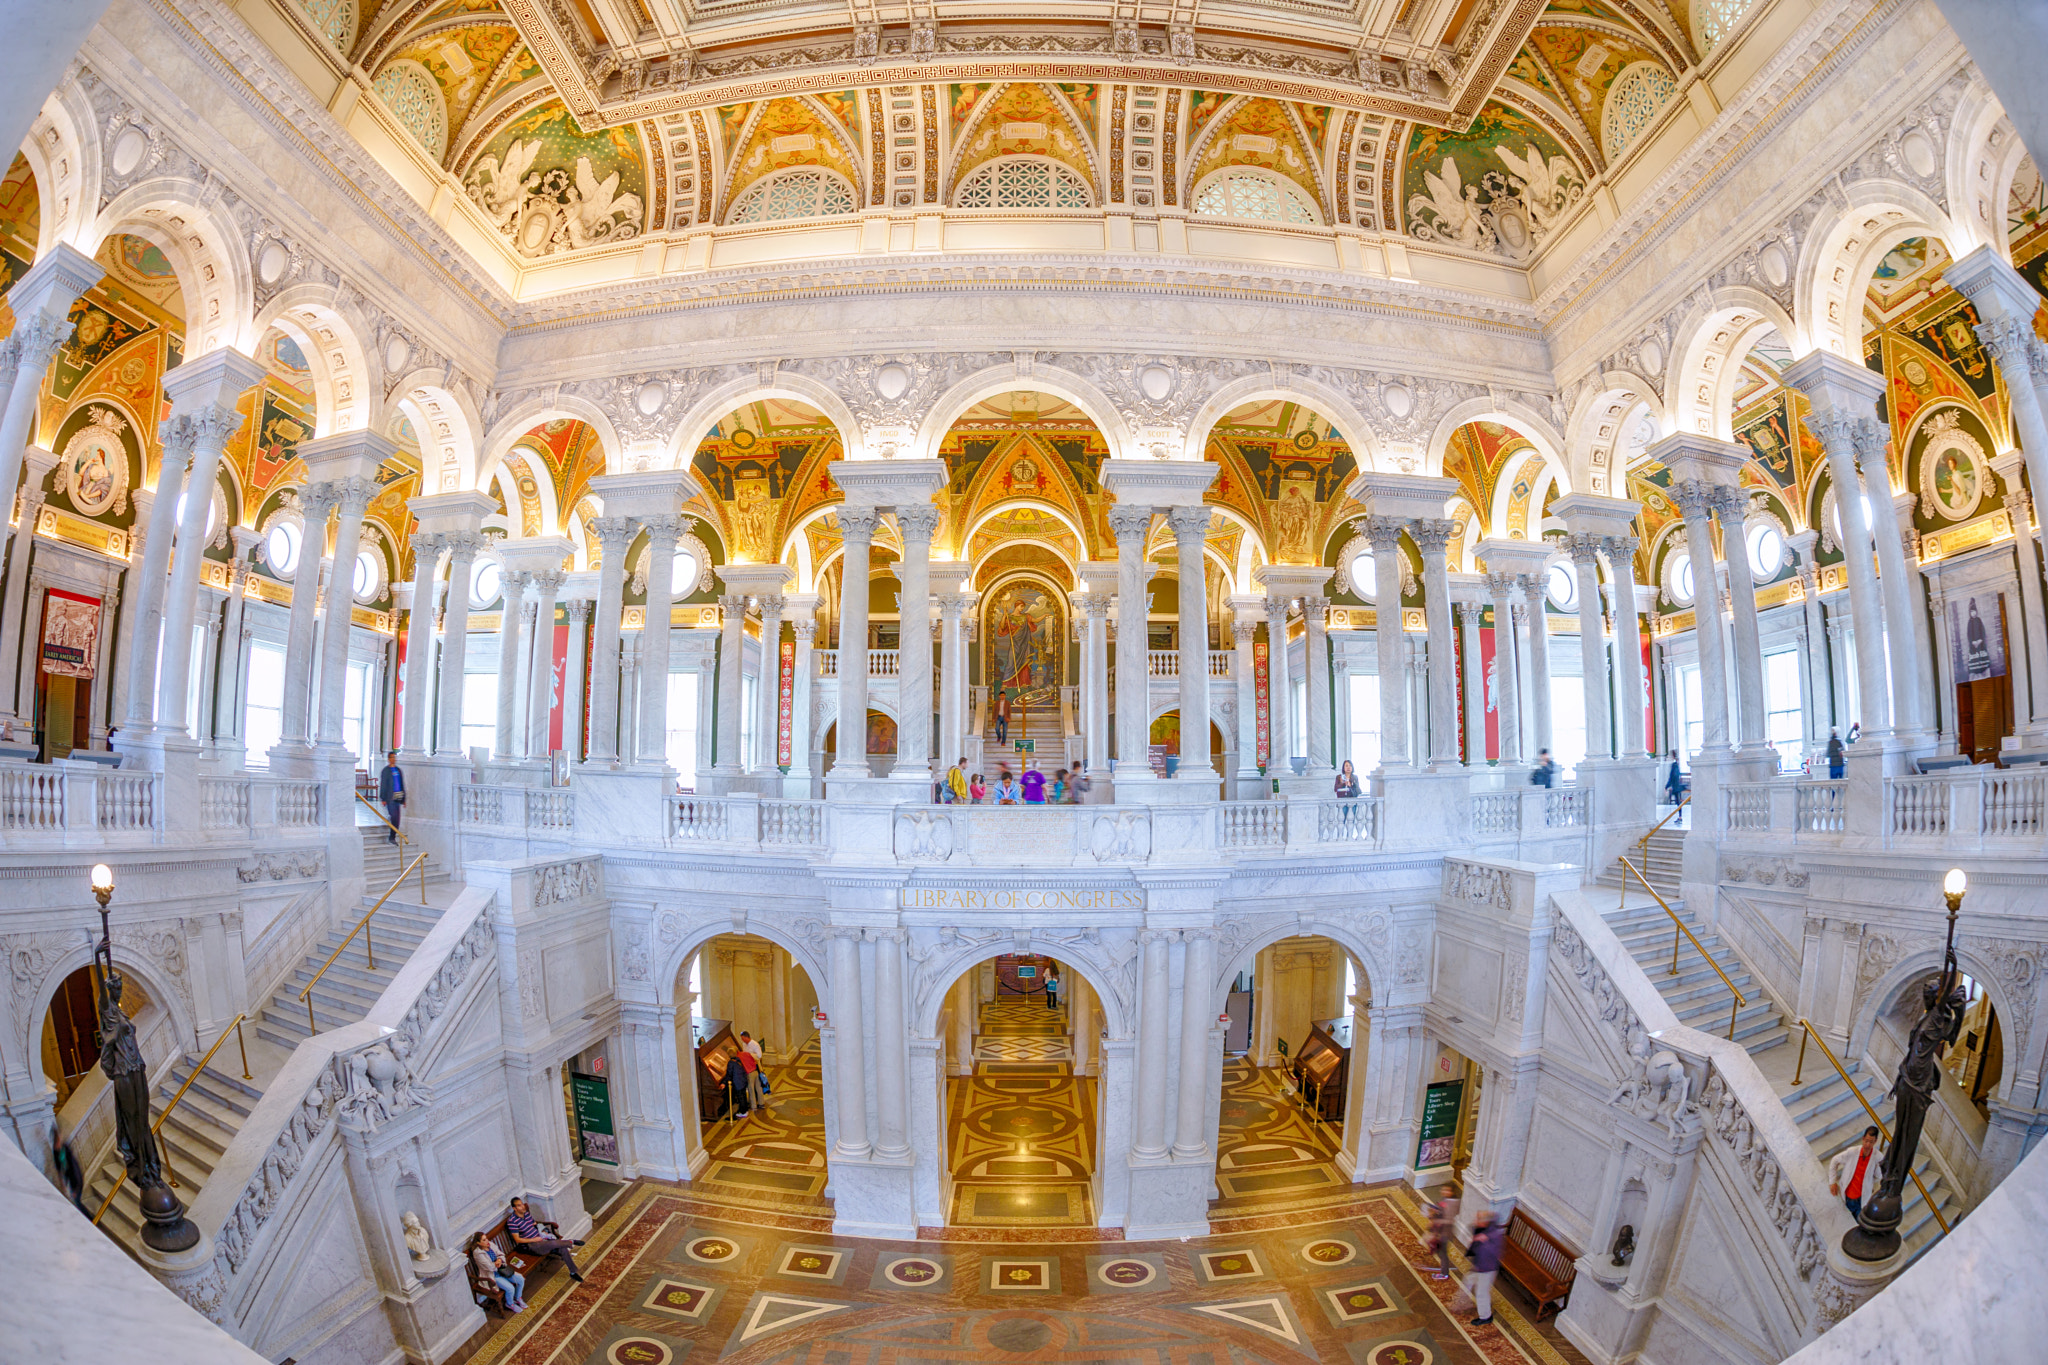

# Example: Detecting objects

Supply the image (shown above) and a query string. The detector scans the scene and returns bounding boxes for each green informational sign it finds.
[1016,739,1035,754]
[571,1072,617,1166]
[1415,1079,1465,1168]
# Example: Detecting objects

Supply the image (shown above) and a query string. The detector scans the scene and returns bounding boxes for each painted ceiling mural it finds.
[336,1,1694,254]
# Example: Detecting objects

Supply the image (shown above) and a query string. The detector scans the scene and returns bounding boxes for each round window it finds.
[470,559,503,609]
[670,548,699,598]
[1546,561,1578,611]
[265,521,301,577]
[1349,547,1376,600]
[352,549,380,602]
[1670,555,1696,605]
[1747,521,1785,580]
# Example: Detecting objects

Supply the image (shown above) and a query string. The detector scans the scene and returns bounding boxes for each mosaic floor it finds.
[1211,1060,1353,1218]
[454,1181,1591,1365]
[690,1039,832,1216]
[946,998,1095,1228]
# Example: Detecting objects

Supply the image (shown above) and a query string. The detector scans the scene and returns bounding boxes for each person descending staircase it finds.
[1600,879,1962,1263]
[84,826,448,1246]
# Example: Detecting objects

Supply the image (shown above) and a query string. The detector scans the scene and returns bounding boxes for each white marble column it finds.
[1132,929,1174,1159]
[1079,591,1111,782]
[562,598,591,761]
[1168,505,1214,780]
[871,929,910,1159]
[0,302,84,538]
[713,590,746,776]
[312,478,374,751]
[1520,577,1554,757]
[1486,572,1522,764]
[1672,482,1732,751]
[1413,519,1460,770]
[1172,929,1215,1158]
[893,505,939,779]
[756,593,786,773]
[1861,430,1930,738]
[1302,594,1333,777]
[433,532,483,758]
[833,506,879,777]
[1607,536,1648,759]
[1710,488,1770,759]
[789,618,818,788]
[1232,616,1259,783]
[1264,592,1295,771]
[1996,476,2048,727]
[121,424,195,730]
[829,929,870,1158]
[1457,600,1486,764]
[938,591,972,772]
[1363,519,1408,769]
[584,518,635,763]
[195,599,224,745]
[213,532,259,762]
[278,485,338,752]
[400,534,444,755]
[492,570,530,761]
[1789,534,1832,747]
[635,515,687,771]
[1567,533,1613,761]
[0,447,54,723]
[526,569,564,762]
[155,352,267,737]
[1816,419,1893,735]
[1109,505,1153,781]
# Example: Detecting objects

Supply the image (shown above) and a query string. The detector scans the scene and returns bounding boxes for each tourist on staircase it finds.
[1829,1126,1885,1219]
[379,750,406,845]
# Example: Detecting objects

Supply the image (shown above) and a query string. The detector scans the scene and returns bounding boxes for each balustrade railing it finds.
[457,783,577,834]
[1886,775,1951,838]
[668,794,729,842]
[1318,798,1381,843]
[201,777,253,831]
[1723,783,1771,832]
[96,772,160,833]
[1981,770,2047,838]
[275,781,324,829]
[1472,791,1519,836]
[761,799,827,846]
[815,648,900,679]
[1144,649,1233,678]
[1544,787,1588,828]
[0,763,63,831]
[1216,800,1285,848]
[1795,780,1845,834]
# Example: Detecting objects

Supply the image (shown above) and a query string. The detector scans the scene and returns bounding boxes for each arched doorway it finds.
[931,953,1107,1228]
[672,934,828,1210]
[1212,934,1368,1216]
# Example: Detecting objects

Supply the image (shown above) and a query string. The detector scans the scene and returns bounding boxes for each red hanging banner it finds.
[549,619,569,752]
[391,630,407,749]
[777,638,796,767]
[1253,639,1271,768]
[1641,624,1656,752]
[1481,611,1500,760]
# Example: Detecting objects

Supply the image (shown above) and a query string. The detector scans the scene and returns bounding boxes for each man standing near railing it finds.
[379,750,405,845]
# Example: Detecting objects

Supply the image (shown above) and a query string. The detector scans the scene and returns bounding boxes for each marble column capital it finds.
[1565,531,1604,565]
[756,593,787,617]
[639,514,693,549]
[564,599,593,623]
[1604,533,1640,561]
[1669,479,1720,522]
[590,516,638,553]
[1357,515,1409,554]
[1106,504,1155,542]
[1301,594,1329,621]
[1976,312,2036,380]
[156,415,200,468]
[333,476,378,517]
[1409,518,1457,557]
[1075,591,1111,618]
[1231,618,1257,645]
[1484,570,1517,597]
[792,618,819,642]
[529,568,567,594]
[1138,928,1180,946]
[442,530,486,562]
[1456,600,1484,625]
[408,530,445,558]
[189,405,247,452]
[837,504,883,540]
[894,503,942,541]
[12,312,69,370]
[717,592,747,614]
[1165,504,1212,540]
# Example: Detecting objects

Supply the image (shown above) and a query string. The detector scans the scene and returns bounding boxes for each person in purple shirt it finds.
[505,1197,585,1282]
[1463,1208,1506,1326]
[1019,767,1047,803]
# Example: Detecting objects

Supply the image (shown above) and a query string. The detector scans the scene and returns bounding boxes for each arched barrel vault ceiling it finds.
[311,0,1696,258]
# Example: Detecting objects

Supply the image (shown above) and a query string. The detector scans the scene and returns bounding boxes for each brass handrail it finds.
[355,790,426,900]
[1618,855,1747,1041]
[1641,795,1689,851]
[299,852,426,1035]
[91,1014,250,1225]
[1791,1018,1950,1236]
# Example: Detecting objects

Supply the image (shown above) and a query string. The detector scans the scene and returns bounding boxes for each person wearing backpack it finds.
[1530,750,1557,788]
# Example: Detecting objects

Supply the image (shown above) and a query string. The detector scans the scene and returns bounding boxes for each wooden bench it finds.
[1498,1207,1577,1321]
[465,1211,566,1309]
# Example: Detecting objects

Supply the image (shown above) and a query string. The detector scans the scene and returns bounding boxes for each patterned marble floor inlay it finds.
[691,1038,832,1216]
[459,1181,1591,1365]
[1211,1058,1355,1218]
[946,998,1095,1227]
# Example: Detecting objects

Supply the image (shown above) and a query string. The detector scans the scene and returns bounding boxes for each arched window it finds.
[372,60,447,163]
[1602,62,1677,161]
[1192,169,1321,226]
[727,168,858,225]
[299,0,357,55]
[954,157,1094,210]
[1694,0,1760,56]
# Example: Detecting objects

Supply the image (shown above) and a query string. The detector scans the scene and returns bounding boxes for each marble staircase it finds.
[87,829,449,1248]
[1602,892,1962,1262]
[1594,820,1686,900]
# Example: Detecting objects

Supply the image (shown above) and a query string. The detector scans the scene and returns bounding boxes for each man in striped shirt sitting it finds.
[505,1198,585,1282]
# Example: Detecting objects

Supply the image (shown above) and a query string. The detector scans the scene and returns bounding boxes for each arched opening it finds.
[673,934,827,1209]
[931,952,1107,1228]
[1212,934,1369,1217]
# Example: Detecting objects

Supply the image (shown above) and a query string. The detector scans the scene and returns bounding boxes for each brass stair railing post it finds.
[1792,1018,1950,1236]
[299,852,424,1037]
[92,1013,248,1225]
[1619,856,1747,1041]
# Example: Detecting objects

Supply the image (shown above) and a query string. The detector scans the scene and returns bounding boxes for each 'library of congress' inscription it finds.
[899,887,1145,911]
